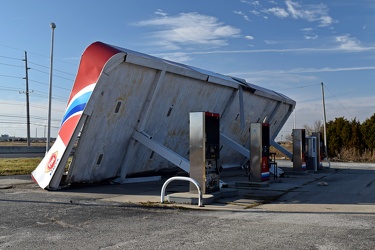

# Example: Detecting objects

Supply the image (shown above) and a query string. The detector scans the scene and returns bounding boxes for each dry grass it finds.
[0,141,46,147]
[0,158,42,176]
[333,148,375,162]
[270,142,292,160]
[0,141,45,175]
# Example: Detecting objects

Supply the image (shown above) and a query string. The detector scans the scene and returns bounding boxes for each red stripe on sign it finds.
[67,42,121,104]
[59,115,81,146]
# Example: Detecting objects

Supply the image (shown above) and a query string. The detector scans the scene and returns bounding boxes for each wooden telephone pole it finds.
[321,82,328,159]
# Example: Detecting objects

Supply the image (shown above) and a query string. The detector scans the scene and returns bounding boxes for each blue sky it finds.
[0,0,374,139]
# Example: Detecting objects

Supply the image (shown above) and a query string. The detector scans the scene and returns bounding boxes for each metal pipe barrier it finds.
[160,176,204,207]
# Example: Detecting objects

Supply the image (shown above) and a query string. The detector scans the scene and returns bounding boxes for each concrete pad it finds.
[101,195,161,204]
[283,170,309,175]
[235,181,269,188]
[0,175,34,186]
[258,203,375,214]
[167,188,238,206]
[167,192,215,205]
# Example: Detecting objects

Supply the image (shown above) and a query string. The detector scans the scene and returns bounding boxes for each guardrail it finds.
[0,146,45,154]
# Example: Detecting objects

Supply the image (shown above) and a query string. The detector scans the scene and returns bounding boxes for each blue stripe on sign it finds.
[61,92,92,125]
[61,103,86,126]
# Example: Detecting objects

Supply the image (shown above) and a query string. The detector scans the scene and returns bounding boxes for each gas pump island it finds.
[189,113,274,195]
[293,129,324,172]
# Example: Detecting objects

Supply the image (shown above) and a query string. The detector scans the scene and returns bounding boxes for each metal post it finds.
[22,51,31,146]
[321,82,328,159]
[47,22,56,152]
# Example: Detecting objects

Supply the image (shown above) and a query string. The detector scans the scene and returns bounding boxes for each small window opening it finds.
[96,154,104,165]
[167,105,174,117]
[114,101,122,113]
[149,151,155,159]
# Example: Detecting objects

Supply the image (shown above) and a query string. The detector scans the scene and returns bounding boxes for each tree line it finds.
[306,113,375,162]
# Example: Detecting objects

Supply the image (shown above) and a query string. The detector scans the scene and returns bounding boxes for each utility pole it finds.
[21,51,31,146]
[321,82,328,159]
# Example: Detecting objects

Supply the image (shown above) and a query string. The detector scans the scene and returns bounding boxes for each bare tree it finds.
[303,120,323,136]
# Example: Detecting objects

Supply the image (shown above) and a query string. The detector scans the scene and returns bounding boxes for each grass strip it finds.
[0,158,42,176]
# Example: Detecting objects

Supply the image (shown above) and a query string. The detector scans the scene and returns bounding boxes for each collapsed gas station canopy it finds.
[32,42,295,189]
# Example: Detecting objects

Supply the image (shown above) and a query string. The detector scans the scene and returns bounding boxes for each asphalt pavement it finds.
[1,160,375,212]
[1,160,375,249]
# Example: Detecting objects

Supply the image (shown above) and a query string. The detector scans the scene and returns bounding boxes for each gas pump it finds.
[189,112,220,194]
[292,129,306,171]
[312,132,324,170]
[306,136,317,171]
[249,123,270,182]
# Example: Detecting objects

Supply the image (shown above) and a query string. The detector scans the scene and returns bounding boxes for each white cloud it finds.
[285,0,300,19]
[134,12,241,50]
[154,52,193,63]
[301,27,318,40]
[318,15,334,27]
[261,0,336,27]
[264,40,279,45]
[234,10,250,21]
[304,35,318,40]
[335,35,364,51]
[186,44,375,55]
[245,35,255,40]
[154,9,168,17]
[264,7,289,18]
[241,0,260,6]
[227,66,375,76]
[250,10,260,16]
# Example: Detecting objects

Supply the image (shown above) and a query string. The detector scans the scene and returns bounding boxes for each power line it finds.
[0,85,24,91]
[0,55,22,61]
[0,43,77,67]
[0,86,68,102]
[28,61,76,76]
[27,50,77,67]
[0,101,66,113]
[0,74,23,79]
[32,91,68,102]
[28,79,71,91]
[275,83,321,91]
[0,101,25,106]
[0,113,61,122]
[29,67,74,81]
[323,83,354,119]
[0,62,23,68]
[0,121,60,128]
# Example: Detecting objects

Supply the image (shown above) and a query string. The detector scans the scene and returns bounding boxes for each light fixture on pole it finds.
[47,22,56,152]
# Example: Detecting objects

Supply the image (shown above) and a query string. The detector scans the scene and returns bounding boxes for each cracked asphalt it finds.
[1,161,374,249]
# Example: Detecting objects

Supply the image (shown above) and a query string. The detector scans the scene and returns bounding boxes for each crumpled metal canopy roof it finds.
[32,42,295,189]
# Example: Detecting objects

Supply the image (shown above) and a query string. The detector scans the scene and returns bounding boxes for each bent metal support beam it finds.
[132,131,190,173]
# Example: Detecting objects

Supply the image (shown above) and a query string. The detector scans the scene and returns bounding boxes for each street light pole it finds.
[47,22,56,152]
